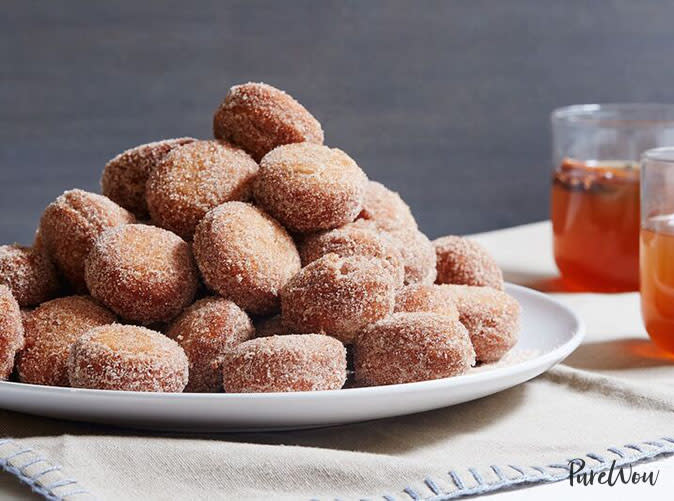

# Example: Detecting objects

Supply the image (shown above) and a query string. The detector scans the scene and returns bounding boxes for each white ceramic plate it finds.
[0,284,584,432]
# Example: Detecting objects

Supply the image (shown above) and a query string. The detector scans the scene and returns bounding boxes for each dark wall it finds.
[2,0,674,244]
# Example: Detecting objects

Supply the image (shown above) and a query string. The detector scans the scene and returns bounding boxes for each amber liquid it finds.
[640,224,674,354]
[551,159,640,292]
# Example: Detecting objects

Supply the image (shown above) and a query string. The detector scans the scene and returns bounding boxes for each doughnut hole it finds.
[39,189,135,291]
[85,224,198,324]
[384,227,437,285]
[17,296,116,386]
[354,312,475,386]
[395,283,459,322]
[213,82,324,161]
[68,324,188,392]
[254,143,367,233]
[146,139,259,239]
[442,285,520,363]
[193,202,300,315]
[434,235,504,290]
[299,220,404,286]
[166,297,255,392]
[0,244,60,307]
[222,334,346,393]
[280,254,395,344]
[0,285,24,380]
[358,181,417,231]
[101,137,195,219]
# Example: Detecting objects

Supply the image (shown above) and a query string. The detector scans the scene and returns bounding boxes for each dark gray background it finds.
[2,0,674,244]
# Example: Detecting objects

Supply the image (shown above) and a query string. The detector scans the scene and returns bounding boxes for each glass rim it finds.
[642,147,674,164]
[551,103,674,127]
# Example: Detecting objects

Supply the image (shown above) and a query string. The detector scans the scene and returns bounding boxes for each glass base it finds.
[554,259,639,293]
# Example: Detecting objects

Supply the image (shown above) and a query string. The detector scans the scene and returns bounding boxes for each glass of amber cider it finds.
[641,147,674,354]
[551,104,674,292]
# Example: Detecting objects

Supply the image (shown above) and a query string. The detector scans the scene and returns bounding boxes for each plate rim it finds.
[0,283,585,402]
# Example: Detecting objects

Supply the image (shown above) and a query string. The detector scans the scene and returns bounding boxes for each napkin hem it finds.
[0,438,92,500]
[387,437,674,501]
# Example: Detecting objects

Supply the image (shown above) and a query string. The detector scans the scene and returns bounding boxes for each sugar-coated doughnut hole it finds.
[146,139,259,240]
[383,227,437,285]
[213,82,324,162]
[442,285,520,363]
[254,315,292,338]
[68,324,188,392]
[222,334,346,393]
[254,143,368,233]
[354,312,475,386]
[394,284,459,322]
[0,285,24,380]
[85,224,198,324]
[193,202,300,315]
[433,235,504,290]
[299,220,405,286]
[358,181,417,231]
[166,297,255,392]
[0,244,60,307]
[280,254,396,344]
[39,189,135,291]
[102,137,196,219]
[17,296,116,386]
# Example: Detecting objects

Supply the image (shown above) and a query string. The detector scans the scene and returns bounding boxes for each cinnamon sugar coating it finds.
[394,284,459,322]
[383,227,437,285]
[358,181,417,231]
[84,224,198,324]
[222,334,346,393]
[280,254,395,344]
[39,189,135,291]
[254,143,368,233]
[17,296,116,386]
[193,202,301,315]
[0,244,60,307]
[299,220,405,286]
[354,312,475,386]
[102,137,195,219]
[146,139,259,240]
[433,235,504,290]
[68,324,188,392]
[166,297,255,392]
[442,285,520,363]
[213,82,324,161]
[0,285,24,380]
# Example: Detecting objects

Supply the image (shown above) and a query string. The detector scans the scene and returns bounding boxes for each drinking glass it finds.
[551,104,674,292]
[640,147,674,354]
